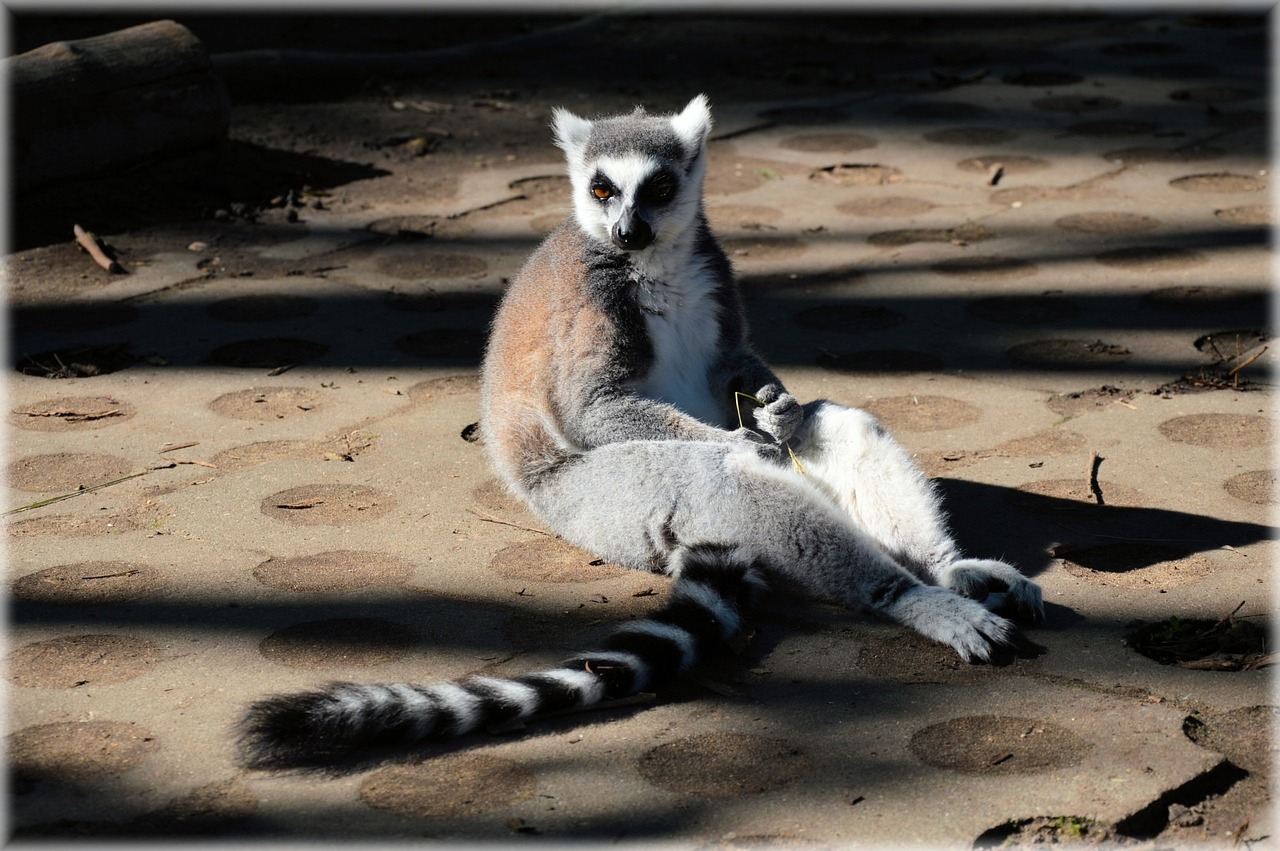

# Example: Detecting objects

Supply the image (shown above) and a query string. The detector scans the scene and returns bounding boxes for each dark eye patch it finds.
[639,171,677,205]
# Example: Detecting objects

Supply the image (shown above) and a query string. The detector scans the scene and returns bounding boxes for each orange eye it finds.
[591,185,612,200]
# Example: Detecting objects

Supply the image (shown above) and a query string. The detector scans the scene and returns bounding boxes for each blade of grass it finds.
[5,471,150,515]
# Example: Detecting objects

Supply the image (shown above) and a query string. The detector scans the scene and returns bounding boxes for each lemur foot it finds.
[944,558,1044,625]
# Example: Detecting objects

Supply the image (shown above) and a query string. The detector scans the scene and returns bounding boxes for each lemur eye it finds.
[641,174,676,204]
[590,182,613,200]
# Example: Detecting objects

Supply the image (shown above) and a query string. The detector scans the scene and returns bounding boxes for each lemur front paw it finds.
[945,559,1045,625]
[731,427,784,462]
[891,585,1017,663]
[750,386,803,445]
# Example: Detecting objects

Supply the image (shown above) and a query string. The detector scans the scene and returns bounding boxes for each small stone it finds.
[1168,803,1204,828]
[187,241,208,253]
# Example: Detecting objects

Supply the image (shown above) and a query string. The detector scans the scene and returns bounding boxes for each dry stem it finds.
[73,224,125,273]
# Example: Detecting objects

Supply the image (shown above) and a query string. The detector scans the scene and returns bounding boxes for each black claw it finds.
[989,595,1045,627]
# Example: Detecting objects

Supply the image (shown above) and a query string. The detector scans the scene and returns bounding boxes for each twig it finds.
[1088,453,1105,505]
[5,470,150,515]
[19,407,122,422]
[172,458,218,469]
[159,441,199,453]
[1228,345,1267,388]
[406,99,453,114]
[82,569,140,581]
[465,506,552,537]
[73,224,125,274]
[1211,600,1248,631]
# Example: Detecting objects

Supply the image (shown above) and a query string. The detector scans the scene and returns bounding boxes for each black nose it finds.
[611,216,653,251]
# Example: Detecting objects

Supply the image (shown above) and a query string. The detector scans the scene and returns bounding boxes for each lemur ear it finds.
[552,107,593,160]
[670,94,713,155]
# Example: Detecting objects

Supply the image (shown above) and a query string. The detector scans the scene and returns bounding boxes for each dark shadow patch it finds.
[392,327,487,361]
[931,255,1038,279]
[205,338,328,369]
[13,140,390,252]
[967,295,1078,324]
[792,303,904,332]
[1006,338,1130,369]
[1094,245,1208,270]
[1001,70,1084,86]
[895,101,988,119]
[1031,94,1121,112]
[207,295,319,323]
[816,348,943,374]
[1064,119,1159,136]
[1141,285,1267,313]
[15,343,136,378]
[15,303,140,334]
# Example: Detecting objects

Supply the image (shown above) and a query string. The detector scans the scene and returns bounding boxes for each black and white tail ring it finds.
[236,546,768,768]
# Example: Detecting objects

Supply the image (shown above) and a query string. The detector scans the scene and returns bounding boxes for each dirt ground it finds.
[5,9,1274,846]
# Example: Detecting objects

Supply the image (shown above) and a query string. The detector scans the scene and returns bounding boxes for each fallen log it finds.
[209,12,613,100]
[8,20,229,191]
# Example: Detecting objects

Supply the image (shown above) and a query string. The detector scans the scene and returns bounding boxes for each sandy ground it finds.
[5,9,1274,846]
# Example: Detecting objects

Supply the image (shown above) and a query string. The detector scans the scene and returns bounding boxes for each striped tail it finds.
[236,545,767,768]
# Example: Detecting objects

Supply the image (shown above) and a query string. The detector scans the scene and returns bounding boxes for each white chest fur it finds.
[631,256,725,427]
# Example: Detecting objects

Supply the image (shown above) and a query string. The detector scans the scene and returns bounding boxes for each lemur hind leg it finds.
[526,440,1019,662]
[788,400,1043,624]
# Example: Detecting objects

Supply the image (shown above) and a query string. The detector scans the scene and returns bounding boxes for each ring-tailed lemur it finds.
[238,95,1043,768]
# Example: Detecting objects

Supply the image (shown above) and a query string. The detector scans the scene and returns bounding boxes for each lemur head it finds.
[552,95,712,254]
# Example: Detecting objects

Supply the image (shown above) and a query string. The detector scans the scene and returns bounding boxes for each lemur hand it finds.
[751,384,803,445]
[730,427,784,462]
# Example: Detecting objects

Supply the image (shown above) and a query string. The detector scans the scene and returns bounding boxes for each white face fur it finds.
[552,95,713,256]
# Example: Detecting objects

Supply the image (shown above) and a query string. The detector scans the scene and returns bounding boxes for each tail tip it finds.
[234,687,348,770]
